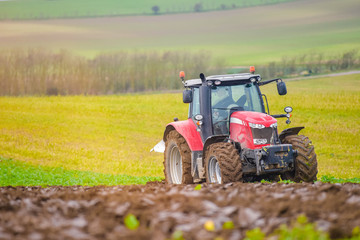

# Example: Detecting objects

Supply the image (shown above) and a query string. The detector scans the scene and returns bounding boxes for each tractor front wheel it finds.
[164,131,193,184]
[205,142,242,184]
[281,135,318,182]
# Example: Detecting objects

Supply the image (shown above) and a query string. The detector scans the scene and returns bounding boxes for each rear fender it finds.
[163,119,203,151]
[279,127,304,143]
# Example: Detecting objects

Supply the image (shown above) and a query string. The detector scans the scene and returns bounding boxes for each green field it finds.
[0,74,359,185]
[0,0,293,19]
[0,156,160,186]
[0,0,359,65]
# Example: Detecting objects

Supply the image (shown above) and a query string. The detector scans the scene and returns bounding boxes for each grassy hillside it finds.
[0,0,359,65]
[0,0,294,19]
[0,74,359,180]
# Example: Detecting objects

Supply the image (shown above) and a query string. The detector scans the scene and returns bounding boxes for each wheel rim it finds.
[208,156,222,183]
[169,145,182,184]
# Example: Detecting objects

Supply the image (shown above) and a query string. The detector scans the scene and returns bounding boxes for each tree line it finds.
[1,48,359,96]
[0,49,225,96]
[256,49,360,79]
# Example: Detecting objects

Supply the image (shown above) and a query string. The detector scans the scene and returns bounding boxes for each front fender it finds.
[163,119,203,151]
[279,127,304,142]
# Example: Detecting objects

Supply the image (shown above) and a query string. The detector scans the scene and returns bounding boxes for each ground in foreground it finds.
[0,182,359,239]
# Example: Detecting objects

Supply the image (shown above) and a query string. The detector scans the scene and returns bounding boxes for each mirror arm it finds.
[272,113,291,124]
[258,78,282,86]
[271,114,287,118]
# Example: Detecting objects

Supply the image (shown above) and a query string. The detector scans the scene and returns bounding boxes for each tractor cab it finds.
[154,68,318,184]
[183,71,287,142]
[186,75,265,135]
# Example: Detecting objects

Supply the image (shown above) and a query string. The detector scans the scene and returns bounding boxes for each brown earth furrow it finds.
[0,182,359,240]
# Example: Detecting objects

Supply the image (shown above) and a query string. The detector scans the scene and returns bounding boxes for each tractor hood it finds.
[230,111,277,149]
[230,111,277,127]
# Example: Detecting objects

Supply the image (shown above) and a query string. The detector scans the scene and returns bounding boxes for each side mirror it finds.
[183,89,192,103]
[277,81,287,95]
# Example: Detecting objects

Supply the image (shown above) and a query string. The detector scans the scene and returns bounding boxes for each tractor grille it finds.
[251,127,273,144]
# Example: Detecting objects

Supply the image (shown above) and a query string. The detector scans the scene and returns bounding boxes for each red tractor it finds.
[153,68,318,184]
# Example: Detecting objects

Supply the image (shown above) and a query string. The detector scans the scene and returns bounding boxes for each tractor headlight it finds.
[249,122,265,129]
[270,122,277,128]
[253,139,267,145]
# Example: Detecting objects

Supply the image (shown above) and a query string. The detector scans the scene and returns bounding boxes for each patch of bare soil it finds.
[1,182,360,240]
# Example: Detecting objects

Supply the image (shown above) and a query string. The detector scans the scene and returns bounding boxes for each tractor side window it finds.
[191,87,200,117]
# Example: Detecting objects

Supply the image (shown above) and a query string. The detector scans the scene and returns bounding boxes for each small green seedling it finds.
[171,230,185,240]
[124,213,139,230]
[222,221,234,230]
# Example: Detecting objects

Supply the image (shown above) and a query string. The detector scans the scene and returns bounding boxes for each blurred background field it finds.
[1,74,359,185]
[0,0,295,19]
[0,0,359,65]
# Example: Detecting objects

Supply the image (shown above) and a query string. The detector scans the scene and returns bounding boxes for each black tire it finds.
[281,135,318,182]
[163,131,193,184]
[204,142,242,184]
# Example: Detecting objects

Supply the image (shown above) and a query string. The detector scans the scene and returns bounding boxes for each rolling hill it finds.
[0,0,359,65]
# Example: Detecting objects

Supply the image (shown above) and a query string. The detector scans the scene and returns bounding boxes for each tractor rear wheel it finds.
[164,131,193,184]
[205,142,242,184]
[281,135,318,182]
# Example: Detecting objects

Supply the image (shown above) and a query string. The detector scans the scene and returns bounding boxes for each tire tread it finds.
[282,135,318,182]
[163,131,193,184]
[205,142,242,183]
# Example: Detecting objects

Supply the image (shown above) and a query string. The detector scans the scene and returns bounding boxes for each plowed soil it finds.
[1,182,360,240]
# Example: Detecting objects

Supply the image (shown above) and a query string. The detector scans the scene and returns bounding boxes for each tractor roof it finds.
[184,73,261,87]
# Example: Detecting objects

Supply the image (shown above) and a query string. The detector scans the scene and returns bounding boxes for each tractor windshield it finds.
[211,82,263,134]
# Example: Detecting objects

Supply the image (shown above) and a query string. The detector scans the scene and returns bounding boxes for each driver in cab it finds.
[212,86,235,135]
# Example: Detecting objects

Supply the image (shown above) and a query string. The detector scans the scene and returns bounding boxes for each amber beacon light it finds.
[179,71,185,79]
[250,66,255,74]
